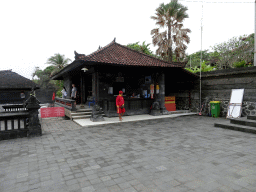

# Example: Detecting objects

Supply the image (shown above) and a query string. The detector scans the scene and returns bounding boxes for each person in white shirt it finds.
[61,87,67,99]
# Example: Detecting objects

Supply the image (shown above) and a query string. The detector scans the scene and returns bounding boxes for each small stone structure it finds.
[25,89,42,136]
[90,104,105,122]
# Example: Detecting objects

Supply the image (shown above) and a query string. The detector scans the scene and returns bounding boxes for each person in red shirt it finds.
[116,90,125,121]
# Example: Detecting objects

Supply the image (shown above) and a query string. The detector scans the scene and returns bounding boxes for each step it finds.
[76,108,92,112]
[214,122,256,134]
[72,113,106,119]
[230,117,256,128]
[72,115,91,119]
[71,112,92,116]
[247,116,256,120]
[169,110,191,114]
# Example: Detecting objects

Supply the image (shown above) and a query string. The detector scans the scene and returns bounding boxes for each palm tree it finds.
[46,53,71,76]
[151,0,189,62]
[173,24,191,61]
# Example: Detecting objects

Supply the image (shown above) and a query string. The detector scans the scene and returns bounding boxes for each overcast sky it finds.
[0,0,254,80]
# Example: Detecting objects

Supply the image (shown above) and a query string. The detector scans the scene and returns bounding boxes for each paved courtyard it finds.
[0,115,256,192]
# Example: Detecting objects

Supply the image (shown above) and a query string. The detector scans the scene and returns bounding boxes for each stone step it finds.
[76,108,92,112]
[214,122,256,134]
[72,115,91,119]
[71,111,92,116]
[169,110,191,114]
[247,116,256,120]
[72,113,106,120]
[230,117,256,128]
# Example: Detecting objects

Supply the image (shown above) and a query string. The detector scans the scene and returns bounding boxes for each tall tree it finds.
[46,53,71,76]
[173,24,191,61]
[151,0,190,62]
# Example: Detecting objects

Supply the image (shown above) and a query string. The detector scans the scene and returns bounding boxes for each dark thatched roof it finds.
[0,70,39,90]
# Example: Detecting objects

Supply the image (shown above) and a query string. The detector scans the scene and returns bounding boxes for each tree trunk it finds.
[167,24,172,62]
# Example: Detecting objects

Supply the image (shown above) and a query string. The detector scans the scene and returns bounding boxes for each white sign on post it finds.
[226,89,244,119]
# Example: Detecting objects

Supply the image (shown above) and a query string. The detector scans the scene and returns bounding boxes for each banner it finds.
[150,84,154,99]
[156,84,159,94]
[41,107,65,118]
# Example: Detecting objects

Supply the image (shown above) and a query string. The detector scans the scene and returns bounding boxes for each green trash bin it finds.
[210,101,221,118]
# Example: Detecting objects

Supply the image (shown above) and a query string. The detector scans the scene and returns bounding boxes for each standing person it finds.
[61,87,67,99]
[71,84,77,100]
[51,92,55,107]
[116,90,125,121]
[71,84,77,106]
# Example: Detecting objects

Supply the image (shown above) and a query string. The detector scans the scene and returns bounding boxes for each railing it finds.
[0,111,29,140]
[55,97,76,111]
[0,93,42,140]
[2,104,27,112]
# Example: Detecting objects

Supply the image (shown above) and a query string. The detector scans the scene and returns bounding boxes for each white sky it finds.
[0,0,254,80]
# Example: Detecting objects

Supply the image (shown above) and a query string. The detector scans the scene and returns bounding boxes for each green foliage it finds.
[185,61,216,73]
[31,53,71,96]
[127,41,154,56]
[212,33,254,69]
[234,60,246,68]
[185,50,213,68]
[32,53,70,97]
[233,60,253,68]
[46,53,71,76]
[32,66,64,96]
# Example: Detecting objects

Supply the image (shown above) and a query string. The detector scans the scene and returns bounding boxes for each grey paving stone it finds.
[118,181,132,189]
[66,178,78,186]
[2,116,256,192]
[90,178,102,185]
[82,186,96,192]
[107,184,122,192]
[104,180,116,187]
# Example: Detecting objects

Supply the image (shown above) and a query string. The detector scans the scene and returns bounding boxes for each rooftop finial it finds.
[98,46,101,50]
[113,37,116,42]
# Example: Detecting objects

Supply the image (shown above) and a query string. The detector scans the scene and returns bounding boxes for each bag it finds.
[120,105,124,109]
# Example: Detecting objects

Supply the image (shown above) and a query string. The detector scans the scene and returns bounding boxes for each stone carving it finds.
[152,102,160,110]
[90,105,105,122]
[150,101,161,116]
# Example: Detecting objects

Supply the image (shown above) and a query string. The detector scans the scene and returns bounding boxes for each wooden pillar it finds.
[80,72,86,104]
[92,70,99,104]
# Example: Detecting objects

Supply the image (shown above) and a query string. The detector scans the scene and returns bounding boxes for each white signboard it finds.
[227,89,244,119]
[230,89,244,104]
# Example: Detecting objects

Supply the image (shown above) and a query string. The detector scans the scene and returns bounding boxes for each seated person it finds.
[130,93,136,98]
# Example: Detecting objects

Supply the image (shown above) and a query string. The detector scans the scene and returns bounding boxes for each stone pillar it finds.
[25,90,42,137]
[159,72,169,115]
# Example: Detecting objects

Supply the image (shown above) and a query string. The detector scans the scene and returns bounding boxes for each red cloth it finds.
[117,107,125,114]
[116,94,125,114]
[52,92,55,101]
[116,95,124,107]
